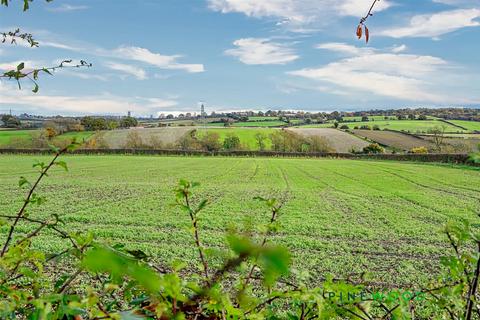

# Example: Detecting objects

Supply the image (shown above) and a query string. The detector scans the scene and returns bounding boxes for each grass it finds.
[232,121,286,127]
[0,155,479,288]
[0,129,39,145]
[448,120,480,132]
[0,130,94,146]
[196,127,276,150]
[303,120,465,133]
[248,116,279,121]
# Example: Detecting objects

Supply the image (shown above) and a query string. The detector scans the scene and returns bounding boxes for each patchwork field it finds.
[290,128,369,153]
[448,120,480,132]
[304,120,466,133]
[1,155,478,288]
[353,130,433,151]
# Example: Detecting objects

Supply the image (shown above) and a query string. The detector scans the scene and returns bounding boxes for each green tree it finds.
[119,116,138,128]
[223,134,241,150]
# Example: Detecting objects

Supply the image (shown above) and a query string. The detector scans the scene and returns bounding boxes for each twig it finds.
[1,147,66,257]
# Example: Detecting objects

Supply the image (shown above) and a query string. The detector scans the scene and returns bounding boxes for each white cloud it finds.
[288,43,478,104]
[391,44,407,53]
[47,4,89,12]
[208,0,392,30]
[381,9,480,38]
[112,46,205,73]
[225,38,299,65]
[0,83,178,115]
[314,42,375,56]
[105,62,148,80]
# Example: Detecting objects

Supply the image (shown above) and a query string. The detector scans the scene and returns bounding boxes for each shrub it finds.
[359,125,371,130]
[223,134,241,150]
[363,143,384,154]
[178,130,199,150]
[340,124,349,130]
[255,132,267,151]
[305,136,334,153]
[269,129,305,152]
[199,131,221,151]
[373,125,380,130]
[125,130,145,149]
[410,146,428,154]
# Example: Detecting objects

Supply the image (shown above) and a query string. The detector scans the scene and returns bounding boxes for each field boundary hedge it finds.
[0,148,473,164]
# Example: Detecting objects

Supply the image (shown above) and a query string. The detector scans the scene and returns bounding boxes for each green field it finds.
[0,129,38,145]
[0,130,94,147]
[233,121,286,127]
[448,120,480,132]
[0,155,479,288]
[304,120,465,133]
[196,127,275,150]
[248,116,279,121]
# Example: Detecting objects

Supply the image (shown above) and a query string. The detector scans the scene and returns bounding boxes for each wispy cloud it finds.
[47,4,89,12]
[226,38,299,65]
[111,46,205,73]
[381,9,480,38]
[105,62,148,80]
[288,43,479,104]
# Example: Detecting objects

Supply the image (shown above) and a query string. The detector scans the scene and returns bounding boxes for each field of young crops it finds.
[1,155,479,289]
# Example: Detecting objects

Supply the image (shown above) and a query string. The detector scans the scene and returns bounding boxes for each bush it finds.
[223,134,241,150]
[340,124,349,130]
[124,130,145,149]
[305,136,334,153]
[359,125,371,130]
[199,131,221,151]
[255,132,267,151]
[269,130,305,152]
[372,125,380,130]
[410,146,429,154]
[363,143,384,154]
[178,130,199,150]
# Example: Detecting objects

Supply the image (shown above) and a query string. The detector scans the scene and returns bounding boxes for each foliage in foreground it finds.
[0,142,480,319]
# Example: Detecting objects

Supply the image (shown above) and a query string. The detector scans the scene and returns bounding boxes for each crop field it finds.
[0,130,94,147]
[0,129,39,145]
[232,121,286,127]
[448,120,480,132]
[196,127,276,150]
[352,130,433,151]
[248,116,279,121]
[1,155,479,288]
[100,127,192,148]
[303,120,466,133]
[290,128,369,152]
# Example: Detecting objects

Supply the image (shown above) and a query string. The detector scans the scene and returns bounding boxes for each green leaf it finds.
[32,83,39,93]
[17,62,25,71]
[83,246,161,293]
[19,176,30,188]
[54,161,68,171]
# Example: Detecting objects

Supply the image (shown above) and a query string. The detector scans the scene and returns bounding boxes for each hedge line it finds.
[0,148,473,164]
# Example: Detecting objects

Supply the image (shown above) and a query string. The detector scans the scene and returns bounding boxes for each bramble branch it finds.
[0,60,92,92]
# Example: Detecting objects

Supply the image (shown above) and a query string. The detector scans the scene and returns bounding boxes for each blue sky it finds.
[0,0,479,116]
